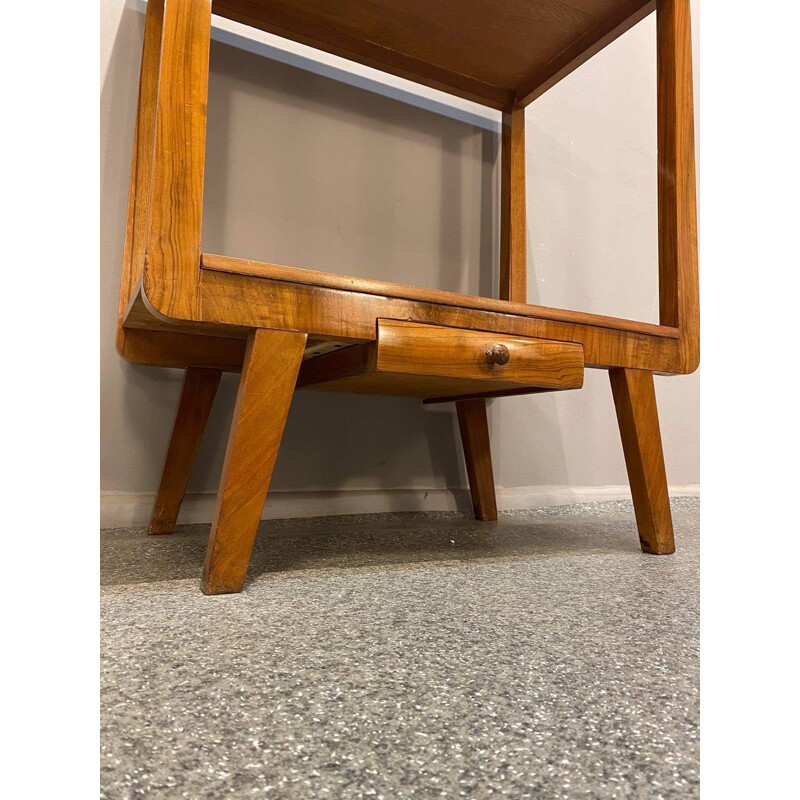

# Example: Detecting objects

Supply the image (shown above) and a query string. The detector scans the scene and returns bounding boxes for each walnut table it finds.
[116,0,698,594]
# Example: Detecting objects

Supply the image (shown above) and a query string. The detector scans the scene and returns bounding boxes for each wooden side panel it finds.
[657,0,699,372]
[456,399,498,521]
[149,368,223,533]
[142,0,212,321]
[116,0,164,360]
[115,2,236,372]
[202,329,308,594]
[500,107,527,303]
[609,368,675,554]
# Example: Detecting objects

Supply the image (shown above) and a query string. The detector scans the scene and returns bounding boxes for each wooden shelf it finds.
[212,0,656,108]
[201,254,677,340]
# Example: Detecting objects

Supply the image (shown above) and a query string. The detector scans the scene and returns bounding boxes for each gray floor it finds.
[101,499,699,799]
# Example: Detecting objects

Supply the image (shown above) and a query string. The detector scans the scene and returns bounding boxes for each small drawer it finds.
[376,319,584,389]
[297,319,584,400]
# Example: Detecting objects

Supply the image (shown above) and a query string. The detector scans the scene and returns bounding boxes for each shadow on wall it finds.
[202,39,495,296]
[101,5,571,509]
[102,5,184,492]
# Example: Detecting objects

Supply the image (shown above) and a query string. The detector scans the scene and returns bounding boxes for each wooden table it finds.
[117,0,698,594]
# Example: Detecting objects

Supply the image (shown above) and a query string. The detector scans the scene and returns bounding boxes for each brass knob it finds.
[486,344,510,366]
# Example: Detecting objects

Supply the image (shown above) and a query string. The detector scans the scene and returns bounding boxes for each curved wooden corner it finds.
[141,0,212,322]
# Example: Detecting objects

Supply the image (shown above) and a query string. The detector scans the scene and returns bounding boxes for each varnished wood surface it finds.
[115,1,241,372]
[500,107,527,303]
[301,370,563,400]
[212,0,654,108]
[116,1,697,383]
[149,368,222,534]
[119,329,247,372]
[657,0,699,373]
[456,399,498,521]
[297,341,561,399]
[298,319,584,399]
[515,0,656,105]
[377,321,584,388]
[116,0,165,362]
[125,263,685,376]
[198,270,684,373]
[141,0,211,320]
[609,368,674,554]
[202,329,308,594]
[125,286,253,341]
[201,255,677,340]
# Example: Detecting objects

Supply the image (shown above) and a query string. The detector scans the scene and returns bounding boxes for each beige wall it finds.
[101,0,699,525]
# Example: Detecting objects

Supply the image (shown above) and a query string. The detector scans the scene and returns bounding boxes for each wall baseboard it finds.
[101,485,700,529]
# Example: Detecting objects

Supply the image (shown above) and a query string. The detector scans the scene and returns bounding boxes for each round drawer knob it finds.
[486,344,510,366]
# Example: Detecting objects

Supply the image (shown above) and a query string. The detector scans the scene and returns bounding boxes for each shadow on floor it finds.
[100,506,657,588]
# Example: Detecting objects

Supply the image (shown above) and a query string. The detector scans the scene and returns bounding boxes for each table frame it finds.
[116,0,698,593]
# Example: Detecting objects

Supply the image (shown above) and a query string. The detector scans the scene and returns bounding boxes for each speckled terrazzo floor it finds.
[101,498,699,800]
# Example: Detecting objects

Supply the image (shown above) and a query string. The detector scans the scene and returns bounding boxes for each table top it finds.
[213,0,656,109]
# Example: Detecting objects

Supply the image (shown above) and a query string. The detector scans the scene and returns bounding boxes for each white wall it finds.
[100,0,699,526]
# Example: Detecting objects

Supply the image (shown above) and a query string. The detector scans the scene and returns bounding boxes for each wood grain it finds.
[149,368,222,534]
[657,0,699,373]
[199,269,684,373]
[516,0,656,105]
[202,329,307,594]
[456,399,498,521]
[500,107,527,303]
[116,0,697,386]
[609,368,674,554]
[213,0,513,108]
[116,0,164,361]
[119,329,247,372]
[200,254,677,341]
[142,0,212,320]
[377,321,583,388]
[124,285,252,341]
[212,0,653,107]
[300,370,565,400]
[297,320,583,399]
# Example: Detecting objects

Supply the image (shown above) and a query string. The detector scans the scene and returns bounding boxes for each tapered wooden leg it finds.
[149,368,222,534]
[456,399,498,521]
[609,368,675,554]
[202,329,307,594]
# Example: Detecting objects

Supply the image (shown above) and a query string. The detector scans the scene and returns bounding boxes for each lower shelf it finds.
[297,319,585,401]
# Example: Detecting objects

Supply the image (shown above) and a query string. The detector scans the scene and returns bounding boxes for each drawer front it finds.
[376,319,584,390]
